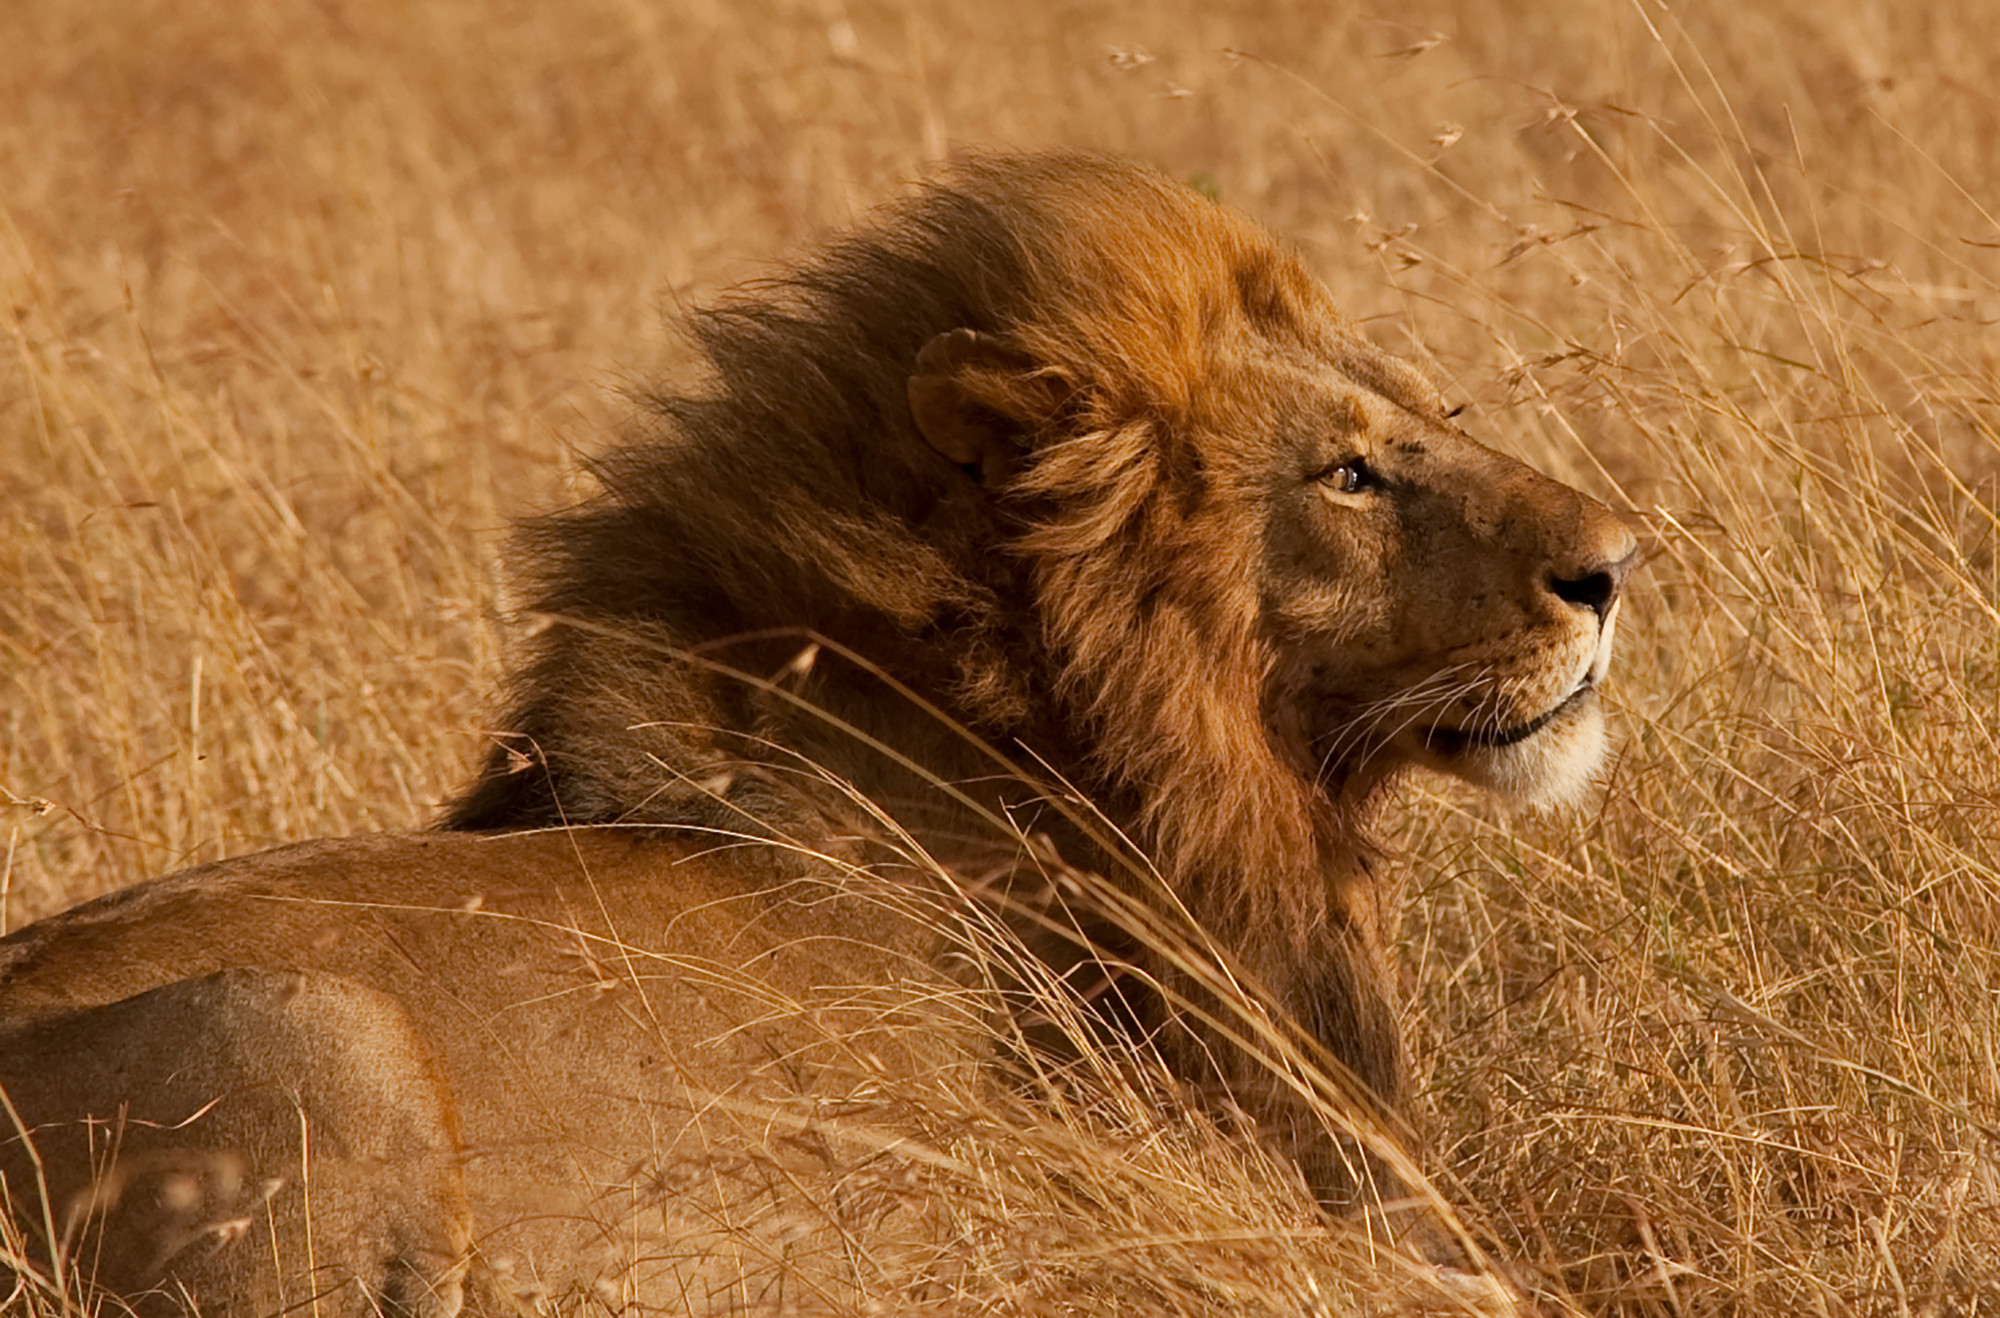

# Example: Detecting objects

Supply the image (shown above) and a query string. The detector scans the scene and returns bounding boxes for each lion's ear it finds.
[909,329,1070,486]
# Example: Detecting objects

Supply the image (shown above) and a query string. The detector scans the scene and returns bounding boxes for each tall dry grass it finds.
[3,0,1996,1313]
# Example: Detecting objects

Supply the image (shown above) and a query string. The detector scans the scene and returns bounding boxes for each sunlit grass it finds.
[4,1,1996,1313]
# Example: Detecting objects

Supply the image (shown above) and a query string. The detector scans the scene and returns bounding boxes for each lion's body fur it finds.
[1,831,961,1313]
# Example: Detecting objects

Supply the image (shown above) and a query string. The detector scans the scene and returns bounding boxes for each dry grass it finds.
[3,0,1997,1313]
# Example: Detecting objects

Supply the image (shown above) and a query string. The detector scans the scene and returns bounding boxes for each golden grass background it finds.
[4,0,1997,1312]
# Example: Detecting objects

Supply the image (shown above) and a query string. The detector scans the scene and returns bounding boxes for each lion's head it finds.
[443,151,1634,1189]
[899,206,1635,864]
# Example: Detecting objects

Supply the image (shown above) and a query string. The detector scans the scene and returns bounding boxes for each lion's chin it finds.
[1417,686,1610,808]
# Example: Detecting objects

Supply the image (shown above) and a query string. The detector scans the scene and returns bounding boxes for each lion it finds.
[1,151,1636,1315]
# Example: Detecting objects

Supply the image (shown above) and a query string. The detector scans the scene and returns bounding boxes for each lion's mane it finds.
[444,151,1439,1124]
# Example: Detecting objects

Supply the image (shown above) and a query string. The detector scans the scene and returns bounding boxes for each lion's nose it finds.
[1548,542,1638,624]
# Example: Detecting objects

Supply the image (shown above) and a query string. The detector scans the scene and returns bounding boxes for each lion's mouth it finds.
[1422,676,1595,755]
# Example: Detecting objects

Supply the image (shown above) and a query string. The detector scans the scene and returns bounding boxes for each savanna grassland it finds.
[3,0,1997,1314]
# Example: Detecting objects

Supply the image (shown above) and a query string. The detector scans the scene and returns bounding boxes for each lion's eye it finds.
[1315,459,1374,495]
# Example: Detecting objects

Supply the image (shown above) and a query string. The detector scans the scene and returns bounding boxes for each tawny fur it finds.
[0,153,1636,1314]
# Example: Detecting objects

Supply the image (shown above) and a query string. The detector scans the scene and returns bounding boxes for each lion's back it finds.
[0,829,980,1312]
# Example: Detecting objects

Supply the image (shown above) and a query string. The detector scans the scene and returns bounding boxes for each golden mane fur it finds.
[449,152,1449,931]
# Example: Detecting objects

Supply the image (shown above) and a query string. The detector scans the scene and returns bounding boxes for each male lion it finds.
[1,151,1635,1315]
